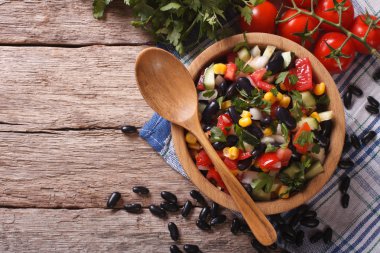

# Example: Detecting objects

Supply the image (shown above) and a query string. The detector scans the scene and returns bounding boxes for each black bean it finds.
[190,190,206,205]
[348,85,363,97]
[260,115,272,128]
[196,219,211,231]
[183,244,200,253]
[227,106,240,124]
[226,135,239,147]
[210,214,227,225]
[251,143,266,159]
[320,120,333,137]
[268,243,278,250]
[240,221,252,234]
[181,200,193,218]
[276,107,297,130]
[106,192,121,208]
[149,205,167,218]
[300,218,320,228]
[168,222,179,241]
[212,141,226,151]
[246,124,264,138]
[289,204,309,227]
[132,186,150,195]
[339,175,350,194]
[121,125,138,134]
[282,232,296,243]
[236,77,253,95]
[238,157,253,170]
[231,218,241,235]
[267,51,284,74]
[160,202,179,212]
[251,237,267,252]
[210,202,219,218]
[217,80,229,97]
[350,134,361,149]
[295,230,305,247]
[343,91,353,109]
[270,214,285,225]
[200,170,208,177]
[302,210,317,219]
[279,224,296,239]
[170,245,183,253]
[341,193,350,208]
[368,96,379,108]
[201,100,219,124]
[161,191,177,204]
[373,68,380,82]
[365,104,379,115]
[123,203,142,213]
[323,227,333,244]
[198,206,210,221]
[314,130,330,148]
[310,231,324,244]
[242,183,253,195]
[338,158,354,169]
[361,131,377,145]
[281,250,291,253]
[225,82,238,100]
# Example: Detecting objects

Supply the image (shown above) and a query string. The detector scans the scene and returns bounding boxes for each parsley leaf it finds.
[210,127,226,143]
[289,90,303,121]
[233,32,249,52]
[232,97,250,112]
[235,57,254,73]
[275,71,289,85]
[270,88,279,96]
[265,143,279,153]
[203,90,216,98]
[93,0,110,19]
[294,131,315,146]
[216,96,224,109]
[311,143,321,154]
[281,123,289,143]
[288,74,299,85]
[251,173,275,193]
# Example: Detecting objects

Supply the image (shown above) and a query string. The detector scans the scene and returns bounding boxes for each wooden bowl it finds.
[172,33,345,215]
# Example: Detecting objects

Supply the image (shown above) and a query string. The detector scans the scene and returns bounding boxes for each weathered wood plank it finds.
[0,0,150,45]
[0,130,199,208]
[0,208,259,253]
[0,45,154,131]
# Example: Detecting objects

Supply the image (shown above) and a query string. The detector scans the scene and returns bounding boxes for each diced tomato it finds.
[270,103,279,118]
[281,68,297,91]
[293,122,311,154]
[225,63,237,81]
[257,80,275,92]
[250,69,274,92]
[196,150,212,167]
[276,148,292,167]
[207,168,226,189]
[197,83,205,91]
[224,158,238,170]
[238,151,252,160]
[256,152,282,171]
[217,113,232,135]
[226,52,236,63]
[295,58,313,91]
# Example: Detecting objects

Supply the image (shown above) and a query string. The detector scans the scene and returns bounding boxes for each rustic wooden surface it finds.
[0,1,262,252]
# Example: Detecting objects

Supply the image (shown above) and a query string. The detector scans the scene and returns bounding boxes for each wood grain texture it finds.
[0,45,153,132]
[0,0,150,45]
[0,208,260,253]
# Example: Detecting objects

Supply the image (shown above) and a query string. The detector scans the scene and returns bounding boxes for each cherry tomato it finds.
[207,168,226,189]
[276,148,293,166]
[286,0,313,9]
[281,68,297,91]
[350,14,380,54]
[256,152,282,171]
[313,32,355,74]
[240,1,277,34]
[217,113,233,135]
[249,69,275,92]
[196,150,212,167]
[277,9,320,49]
[293,122,311,154]
[315,0,354,32]
[294,58,313,91]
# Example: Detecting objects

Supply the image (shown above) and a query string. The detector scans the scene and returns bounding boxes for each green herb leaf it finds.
[311,143,321,154]
[233,124,245,151]
[289,90,303,121]
[251,172,275,193]
[239,6,253,25]
[281,123,289,143]
[93,0,108,19]
[317,94,330,106]
[203,90,216,98]
[210,127,226,143]
[160,2,181,11]
[241,129,260,146]
[233,33,250,52]
[289,74,299,85]
[275,71,289,85]
[294,131,315,146]
[265,143,279,153]
[232,97,250,112]
[301,155,313,169]
[217,96,224,108]
[235,57,254,73]
[270,88,279,96]
[263,70,273,79]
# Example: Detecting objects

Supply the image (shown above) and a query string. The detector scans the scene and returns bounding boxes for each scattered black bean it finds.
[300,218,320,228]
[201,100,219,124]
[210,215,227,226]
[246,124,264,139]
[190,190,206,205]
[302,210,317,219]
[279,224,296,239]
[106,192,121,208]
[361,131,377,145]
[226,135,239,147]
[212,141,226,151]
[270,214,286,225]
[267,51,284,74]
[368,96,379,108]
[217,80,229,97]
[341,193,350,208]
[132,186,150,195]
[310,231,324,244]
[121,125,138,134]
[196,219,211,231]
[268,243,278,250]
[251,143,266,159]
[210,202,219,218]
[225,82,238,101]
[170,245,183,253]
[338,158,354,169]
[231,218,241,235]
[251,237,267,252]
[289,205,309,227]
[373,68,380,82]
[295,230,304,247]
[282,232,296,243]
[314,130,330,148]
[323,227,333,244]
[198,206,210,221]
[339,175,350,194]
[276,107,297,130]
[239,221,252,234]
[181,200,193,218]
[320,120,333,137]
[242,183,253,195]
[348,85,363,97]
[343,91,353,109]
[365,104,379,115]
[123,203,142,213]
[161,191,177,204]
[260,115,272,128]
[160,202,179,212]
[238,157,253,170]
[350,134,361,149]
[236,77,253,95]
[183,244,201,253]
[168,222,179,241]
[149,205,167,218]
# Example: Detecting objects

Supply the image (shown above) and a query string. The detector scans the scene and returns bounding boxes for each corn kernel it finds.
[310,112,321,122]
[263,91,276,104]
[240,110,251,118]
[313,82,326,96]
[185,132,197,145]
[213,63,227,75]
[263,127,273,136]
[221,100,232,109]
[238,117,252,127]
[228,147,239,160]
[276,92,283,102]
[223,147,230,157]
[279,95,291,108]
[280,82,287,91]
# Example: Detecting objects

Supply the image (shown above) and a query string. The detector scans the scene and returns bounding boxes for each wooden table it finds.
[0,1,261,252]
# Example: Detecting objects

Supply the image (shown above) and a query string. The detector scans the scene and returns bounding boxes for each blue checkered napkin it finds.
[139,1,380,252]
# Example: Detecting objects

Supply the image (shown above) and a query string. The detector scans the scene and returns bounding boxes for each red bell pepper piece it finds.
[256,152,282,171]
[293,122,312,154]
[196,150,212,167]
[224,63,237,81]
[250,68,275,92]
[295,58,313,91]
[223,158,238,171]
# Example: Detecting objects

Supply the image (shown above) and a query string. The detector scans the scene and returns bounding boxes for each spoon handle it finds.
[188,120,277,246]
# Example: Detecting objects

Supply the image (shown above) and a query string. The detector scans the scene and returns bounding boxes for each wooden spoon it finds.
[135,47,277,246]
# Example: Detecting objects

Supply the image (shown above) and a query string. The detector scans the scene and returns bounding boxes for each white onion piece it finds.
[197,165,210,171]
[250,45,261,58]
[198,90,217,101]
[273,134,286,144]
[261,136,275,144]
[241,171,259,184]
[248,56,269,70]
[250,107,263,121]
[243,142,254,152]
[276,124,282,135]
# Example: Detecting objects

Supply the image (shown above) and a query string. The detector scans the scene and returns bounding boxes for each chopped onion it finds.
[276,124,282,135]
[241,171,259,184]
[273,135,286,144]
[250,46,261,58]
[248,56,269,70]
[249,107,263,121]
[261,136,275,144]
[198,90,217,101]
[243,142,254,152]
